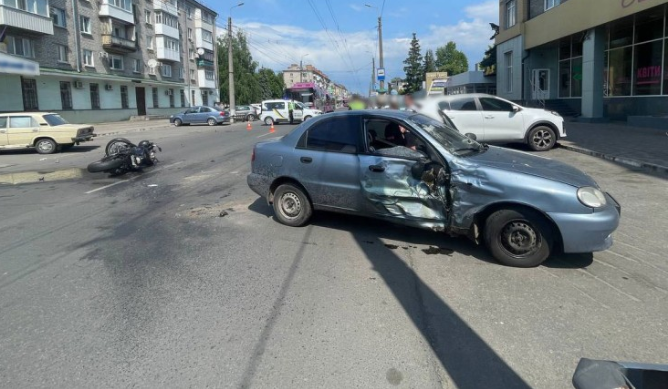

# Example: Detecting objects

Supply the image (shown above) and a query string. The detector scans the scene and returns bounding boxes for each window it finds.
[133,58,141,73]
[304,117,360,153]
[163,38,179,51]
[6,36,35,58]
[144,9,151,24]
[21,78,39,111]
[178,67,184,79]
[189,48,195,60]
[146,35,154,50]
[57,45,68,62]
[450,97,478,111]
[90,84,100,109]
[544,0,558,11]
[9,116,33,128]
[121,86,129,109]
[4,0,48,16]
[505,0,516,28]
[202,30,213,43]
[107,0,131,11]
[80,16,91,34]
[202,12,212,24]
[480,97,514,112]
[607,47,633,96]
[188,28,192,39]
[152,87,159,108]
[180,89,186,107]
[205,70,214,80]
[558,36,583,98]
[504,51,513,93]
[83,49,94,66]
[0,117,6,128]
[202,92,208,106]
[52,7,66,27]
[633,40,663,96]
[189,69,195,81]
[169,89,175,107]
[148,65,156,75]
[155,11,163,24]
[110,55,124,70]
[60,82,73,110]
[191,90,196,106]
[161,64,172,77]
[187,6,192,18]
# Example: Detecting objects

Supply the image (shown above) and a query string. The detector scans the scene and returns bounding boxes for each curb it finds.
[559,142,668,175]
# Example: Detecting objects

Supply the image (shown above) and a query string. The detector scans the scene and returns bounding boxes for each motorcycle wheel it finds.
[87,155,126,173]
[106,138,135,156]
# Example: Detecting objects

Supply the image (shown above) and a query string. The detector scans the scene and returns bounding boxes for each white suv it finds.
[418,93,565,151]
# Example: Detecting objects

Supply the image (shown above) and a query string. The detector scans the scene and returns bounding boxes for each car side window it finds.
[305,117,360,153]
[276,102,285,110]
[438,101,450,111]
[450,97,478,111]
[0,117,6,128]
[480,97,514,112]
[9,116,32,128]
[186,108,198,114]
[200,107,211,113]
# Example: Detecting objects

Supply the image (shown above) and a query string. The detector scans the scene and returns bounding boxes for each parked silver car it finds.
[169,106,230,126]
[247,110,620,267]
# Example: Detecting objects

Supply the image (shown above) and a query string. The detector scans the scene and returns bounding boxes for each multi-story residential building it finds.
[0,0,218,122]
[496,0,668,121]
[283,63,349,104]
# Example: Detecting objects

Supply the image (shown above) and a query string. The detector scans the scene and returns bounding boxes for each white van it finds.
[259,100,322,125]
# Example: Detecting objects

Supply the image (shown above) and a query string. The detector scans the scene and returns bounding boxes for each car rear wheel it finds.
[484,209,552,267]
[35,138,57,154]
[207,118,217,126]
[173,118,182,127]
[247,114,257,122]
[264,117,274,126]
[273,184,312,227]
[528,126,556,151]
[303,116,312,121]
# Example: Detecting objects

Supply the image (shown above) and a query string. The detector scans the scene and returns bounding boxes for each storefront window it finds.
[664,39,668,94]
[571,57,583,97]
[635,8,664,44]
[559,40,570,61]
[633,40,663,95]
[608,18,634,49]
[559,61,570,97]
[608,47,633,96]
[558,36,583,98]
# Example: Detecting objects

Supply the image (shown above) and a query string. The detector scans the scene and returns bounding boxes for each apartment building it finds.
[283,63,348,102]
[496,0,668,120]
[0,0,218,123]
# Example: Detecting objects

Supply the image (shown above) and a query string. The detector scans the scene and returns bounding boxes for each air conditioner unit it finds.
[99,52,109,58]
[74,81,84,89]
[105,84,113,91]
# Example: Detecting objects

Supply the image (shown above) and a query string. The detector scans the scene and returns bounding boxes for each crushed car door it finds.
[358,117,450,226]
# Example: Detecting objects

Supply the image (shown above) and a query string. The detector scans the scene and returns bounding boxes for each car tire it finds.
[105,138,134,156]
[35,138,57,154]
[273,184,312,227]
[303,116,312,121]
[264,117,274,126]
[484,208,552,268]
[528,125,556,151]
[174,118,183,127]
[247,114,257,122]
[87,155,125,173]
[207,118,217,126]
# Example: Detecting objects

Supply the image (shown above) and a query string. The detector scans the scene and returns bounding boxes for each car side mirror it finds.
[512,105,521,113]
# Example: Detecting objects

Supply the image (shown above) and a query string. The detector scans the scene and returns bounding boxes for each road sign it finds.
[377,68,385,81]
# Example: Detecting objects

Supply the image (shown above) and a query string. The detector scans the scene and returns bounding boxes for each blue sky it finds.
[206,0,499,94]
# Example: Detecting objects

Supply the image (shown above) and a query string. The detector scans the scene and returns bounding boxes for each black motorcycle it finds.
[87,138,161,176]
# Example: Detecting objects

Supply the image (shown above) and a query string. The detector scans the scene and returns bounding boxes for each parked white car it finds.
[259,99,322,125]
[417,93,565,151]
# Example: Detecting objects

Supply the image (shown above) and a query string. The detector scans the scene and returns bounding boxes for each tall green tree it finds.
[217,32,261,105]
[256,68,285,100]
[402,33,423,94]
[480,44,497,76]
[435,41,469,76]
[423,49,436,77]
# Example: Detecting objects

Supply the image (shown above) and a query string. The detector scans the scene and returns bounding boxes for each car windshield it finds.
[406,113,483,156]
[43,114,69,126]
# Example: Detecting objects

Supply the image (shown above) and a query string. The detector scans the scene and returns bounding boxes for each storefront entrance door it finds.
[531,69,550,100]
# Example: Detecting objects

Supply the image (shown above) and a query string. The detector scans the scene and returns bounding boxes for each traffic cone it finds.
[246,121,252,131]
[270,123,275,133]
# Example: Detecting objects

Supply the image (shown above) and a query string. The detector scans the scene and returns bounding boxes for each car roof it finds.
[312,109,417,120]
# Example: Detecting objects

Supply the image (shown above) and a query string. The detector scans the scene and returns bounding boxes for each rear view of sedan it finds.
[247,110,619,268]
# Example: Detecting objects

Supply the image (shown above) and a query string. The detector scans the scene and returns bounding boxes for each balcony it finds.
[0,5,53,35]
[194,18,212,32]
[102,34,137,54]
[154,23,179,40]
[153,0,178,16]
[99,2,134,25]
[156,47,180,62]
[197,70,215,88]
[195,30,213,51]
[196,59,214,68]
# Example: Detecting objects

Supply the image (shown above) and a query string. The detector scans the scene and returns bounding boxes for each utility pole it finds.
[228,16,235,122]
[378,16,385,92]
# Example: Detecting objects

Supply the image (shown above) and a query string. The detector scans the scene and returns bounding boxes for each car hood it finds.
[465,146,597,187]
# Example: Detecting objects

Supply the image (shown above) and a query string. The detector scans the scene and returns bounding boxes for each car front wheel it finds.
[528,126,556,151]
[173,118,182,127]
[484,209,552,267]
[273,184,312,227]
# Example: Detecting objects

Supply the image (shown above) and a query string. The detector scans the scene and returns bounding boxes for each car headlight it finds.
[577,187,607,208]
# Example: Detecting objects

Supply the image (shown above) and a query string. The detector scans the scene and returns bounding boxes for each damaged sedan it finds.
[247,110,620,267]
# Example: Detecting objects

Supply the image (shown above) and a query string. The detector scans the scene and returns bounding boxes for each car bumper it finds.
[247,173,271,200]
[71,134,96,143]
[548,197,620,253]
[218,117,231,123]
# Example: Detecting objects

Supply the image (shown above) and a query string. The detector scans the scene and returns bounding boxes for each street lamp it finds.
[364,3,385,92]
[300,53,309,83]
[228,2,244,122]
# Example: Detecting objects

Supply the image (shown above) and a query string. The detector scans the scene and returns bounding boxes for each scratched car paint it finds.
[247,110,620,267]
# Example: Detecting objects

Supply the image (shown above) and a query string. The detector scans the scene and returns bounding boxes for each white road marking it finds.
[85,161,184,194]
[256,132,274,138]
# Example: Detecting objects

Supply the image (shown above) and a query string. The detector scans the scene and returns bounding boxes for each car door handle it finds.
[368,165,385,172]
[300,157,312,164]
[484,116,494,119]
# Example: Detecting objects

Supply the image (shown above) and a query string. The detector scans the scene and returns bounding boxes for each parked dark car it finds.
[247,110,620,268]
[234,105,259,121]
[170,106,230,126]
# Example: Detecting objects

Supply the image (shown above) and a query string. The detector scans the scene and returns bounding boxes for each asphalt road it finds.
[1,120,667,388]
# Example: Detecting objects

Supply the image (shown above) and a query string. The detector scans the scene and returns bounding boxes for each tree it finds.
[217,31,261,105]
[423,49,436,77]
[402,33,423,94]
[256,68,284,100]
[435,41,469,76]
[480,44,497,76]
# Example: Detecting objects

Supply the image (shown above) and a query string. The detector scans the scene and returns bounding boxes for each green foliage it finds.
[423,49,436,76]
[402,33,423,94]
[480,44,497,76]
[435,41,469,76]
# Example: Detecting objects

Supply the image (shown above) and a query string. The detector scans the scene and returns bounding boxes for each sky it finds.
[205,0,499,95]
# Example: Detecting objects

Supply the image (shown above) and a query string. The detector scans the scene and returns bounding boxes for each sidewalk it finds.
[559,120,668,174]
[93,119,172,137]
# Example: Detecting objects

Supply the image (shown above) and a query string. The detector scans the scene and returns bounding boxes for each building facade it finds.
[496,0,668,120]
[283,63,348,104]
[0,0,218,123]
[444,71,497,95]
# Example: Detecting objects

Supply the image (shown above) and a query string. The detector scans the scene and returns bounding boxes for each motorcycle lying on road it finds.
[87,138,161,176]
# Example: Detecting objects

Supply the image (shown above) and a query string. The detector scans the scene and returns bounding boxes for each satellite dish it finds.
[197,48,205,55]
[147,59,158,69]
